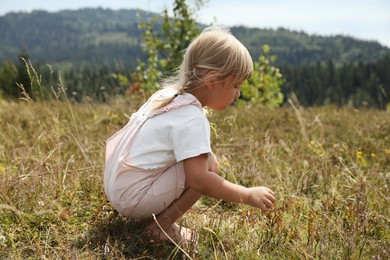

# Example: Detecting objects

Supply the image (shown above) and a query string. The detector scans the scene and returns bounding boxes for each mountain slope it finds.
[0,8,389,70]
[0,8,145,70]
[232,26,390,65]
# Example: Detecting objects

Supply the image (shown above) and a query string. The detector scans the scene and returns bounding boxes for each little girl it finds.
[104,26,275,243]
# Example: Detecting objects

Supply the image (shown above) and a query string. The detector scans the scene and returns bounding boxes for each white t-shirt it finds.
[129,90,212,169]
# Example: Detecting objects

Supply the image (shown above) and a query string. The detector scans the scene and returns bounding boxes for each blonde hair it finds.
[154,25,253,109]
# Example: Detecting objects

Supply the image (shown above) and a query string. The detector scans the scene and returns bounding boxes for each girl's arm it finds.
[183,154,275,212]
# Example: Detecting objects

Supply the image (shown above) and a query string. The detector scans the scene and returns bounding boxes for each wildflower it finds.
[308,140,325,156]
[370,152,376,158]
[0,164,5,174]
[356,151,363,159]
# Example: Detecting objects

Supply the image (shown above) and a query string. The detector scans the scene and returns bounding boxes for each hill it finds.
[231,26,390,65]
[0,8,145,70]
[0,8,389,70]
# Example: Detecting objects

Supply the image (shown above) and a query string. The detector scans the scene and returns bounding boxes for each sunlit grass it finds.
[0,96,389,258]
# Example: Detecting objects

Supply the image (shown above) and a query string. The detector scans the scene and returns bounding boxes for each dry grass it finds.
[0,96,389,259]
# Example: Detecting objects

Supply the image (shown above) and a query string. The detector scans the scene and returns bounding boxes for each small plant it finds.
[240,44,285,108]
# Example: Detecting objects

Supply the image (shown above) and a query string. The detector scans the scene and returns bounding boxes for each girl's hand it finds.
[184,154,275,209]
[246,187,276,212]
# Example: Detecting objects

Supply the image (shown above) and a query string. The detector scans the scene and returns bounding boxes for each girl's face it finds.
[207,76,242,111]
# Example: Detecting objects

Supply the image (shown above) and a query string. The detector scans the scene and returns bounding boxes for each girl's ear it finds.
[204,70,218,89]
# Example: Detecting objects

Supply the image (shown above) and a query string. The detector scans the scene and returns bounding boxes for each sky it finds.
[1,0,389,48]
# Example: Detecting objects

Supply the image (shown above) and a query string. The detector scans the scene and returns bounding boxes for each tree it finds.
[0,61,18,98]
[0,51,35,99]
[133,0,205,95]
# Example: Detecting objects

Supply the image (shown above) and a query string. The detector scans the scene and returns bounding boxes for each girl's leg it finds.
[145,154,218,242]
[145,187,201,242]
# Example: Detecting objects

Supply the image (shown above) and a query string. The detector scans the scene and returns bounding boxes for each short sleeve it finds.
[172,116,211,162]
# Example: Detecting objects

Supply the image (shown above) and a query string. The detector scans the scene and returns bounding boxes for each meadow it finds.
[0,95,389,259]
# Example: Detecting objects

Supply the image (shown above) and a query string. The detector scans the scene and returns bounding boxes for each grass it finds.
[0,95,389,259]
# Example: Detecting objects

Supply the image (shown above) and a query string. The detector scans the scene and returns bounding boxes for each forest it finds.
[0,8,389,108]
[1,50,389,109]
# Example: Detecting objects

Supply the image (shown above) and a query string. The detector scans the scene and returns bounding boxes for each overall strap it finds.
[148,93,202,118]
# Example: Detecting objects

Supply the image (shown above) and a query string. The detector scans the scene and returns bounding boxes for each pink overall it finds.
[104,92,201,219]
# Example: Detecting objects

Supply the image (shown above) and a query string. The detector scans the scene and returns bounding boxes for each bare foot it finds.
[144,222,193,243]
